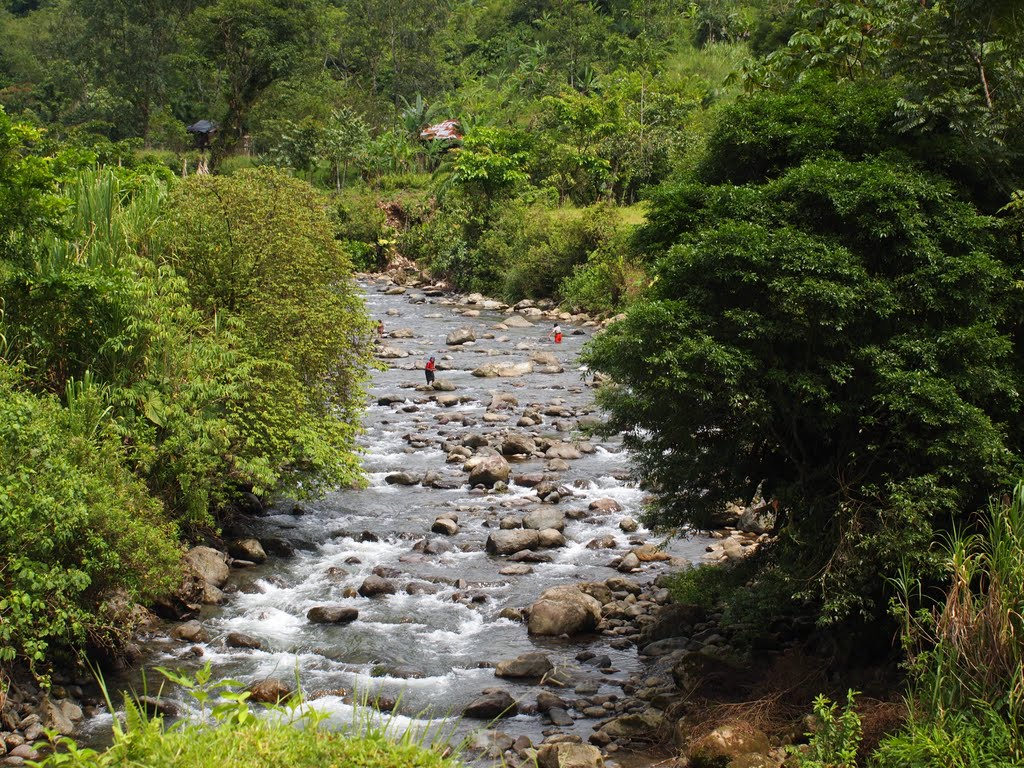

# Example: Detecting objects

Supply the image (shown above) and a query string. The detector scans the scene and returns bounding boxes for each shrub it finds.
[0,364,180,673]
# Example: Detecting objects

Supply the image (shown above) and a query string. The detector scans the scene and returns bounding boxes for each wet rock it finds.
[228,538,267,564]
[514,473,546,488]
[498,606,526,621]
[261,537,296,558]
[546,707,575,727]
[546,458,570,472]
[536,692,568,712]
[489,392,519,410]
[499,516,523,529]
[545,443,581,460]
[605,577,642,595]
[589,498,622,513]
[528,586,602,636]
[184,546,229,589]
[170,620,208,643]
[431,517,459,535]
[446,328,476,346]
[247,678,294,703]
[523,508,565,532]
[225,632,263,650]
[377,344,408,358]
[406,581,442,595]
[468,455,511,488]
[422,471,460,489]
[502,315,535,328]
[464,691,518,719]
[586,535,618,550]
[359,576,397,597]
[509,550,552,563]
[632,543,671,562]
[385,471,421,486]
[537,529,566,548]
[307,605,359,624]
[619,517,638,533]
[501,434,537,456]
[495,652,554,680]
[472,362,534,378]
[486,530,540,555]
[617,552,642,572]
[389,327,415,338]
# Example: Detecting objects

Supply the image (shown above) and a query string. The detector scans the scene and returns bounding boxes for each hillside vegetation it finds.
[2,0,1024,765]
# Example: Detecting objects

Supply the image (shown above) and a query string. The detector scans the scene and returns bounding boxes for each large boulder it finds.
[738,502,777,535]
[486,529,540,555]
[446,327,476,346]
[500,434,537,456]
[376,344,408,358]
[468,455,511,488]
[523,508,565,532]
[227,538,267,563]
[358,575,397,598]
[545,442,582,460]
[527,586,602,636]
[502,315,535,328]
[170,620,208,643]
[184,546,229,588]
[494,652,553,679]
[472,362,534,378]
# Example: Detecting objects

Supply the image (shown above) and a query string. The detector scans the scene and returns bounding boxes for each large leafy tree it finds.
[162,168,375,495]
[189,0,327,154]
[583,78,1024,622]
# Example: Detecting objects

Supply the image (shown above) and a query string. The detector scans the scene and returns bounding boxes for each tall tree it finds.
[190,0,327,154]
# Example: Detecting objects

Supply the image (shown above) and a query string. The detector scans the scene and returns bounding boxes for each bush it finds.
[0,364,181,672]
[162,168,375,496]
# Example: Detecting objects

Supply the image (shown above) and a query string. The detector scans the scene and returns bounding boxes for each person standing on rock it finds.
[548,323,562,344]
[425,356,436,385]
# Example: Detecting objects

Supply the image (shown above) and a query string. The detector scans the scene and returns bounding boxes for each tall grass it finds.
[877,483,1024,766]
[34,665,468,768]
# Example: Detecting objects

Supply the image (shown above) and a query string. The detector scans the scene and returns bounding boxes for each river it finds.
[86,277,712,759]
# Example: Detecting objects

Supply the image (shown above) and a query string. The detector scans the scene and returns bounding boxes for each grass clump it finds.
[34,665,465,768]
[873,483,1024,767]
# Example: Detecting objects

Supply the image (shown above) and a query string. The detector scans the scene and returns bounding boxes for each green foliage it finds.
[0,363,181,671]
[34,664,466,768]
[879,482,1024,765]
[162,168,374,495]
[790,690,862,768]
[583,79,1024,624]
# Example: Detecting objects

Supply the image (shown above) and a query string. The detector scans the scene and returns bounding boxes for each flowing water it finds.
[89,278,712,755]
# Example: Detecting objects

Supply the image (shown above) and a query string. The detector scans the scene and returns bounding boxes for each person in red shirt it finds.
[425,356,436,385]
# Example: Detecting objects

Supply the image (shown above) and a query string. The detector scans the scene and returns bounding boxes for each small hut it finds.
[186,120,218,150]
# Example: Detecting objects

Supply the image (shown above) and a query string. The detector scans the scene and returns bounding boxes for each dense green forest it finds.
[3,0,1024,765]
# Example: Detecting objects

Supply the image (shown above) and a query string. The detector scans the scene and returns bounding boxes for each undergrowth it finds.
[31,664,466,768]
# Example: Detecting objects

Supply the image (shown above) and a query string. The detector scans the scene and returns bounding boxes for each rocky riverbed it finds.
[0,274,784,768]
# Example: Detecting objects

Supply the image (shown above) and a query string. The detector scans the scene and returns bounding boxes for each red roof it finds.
[420,119,462,141]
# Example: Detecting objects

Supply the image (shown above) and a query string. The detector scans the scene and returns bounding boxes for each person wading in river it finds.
[548,323,562,344]
[425,356,436,385]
